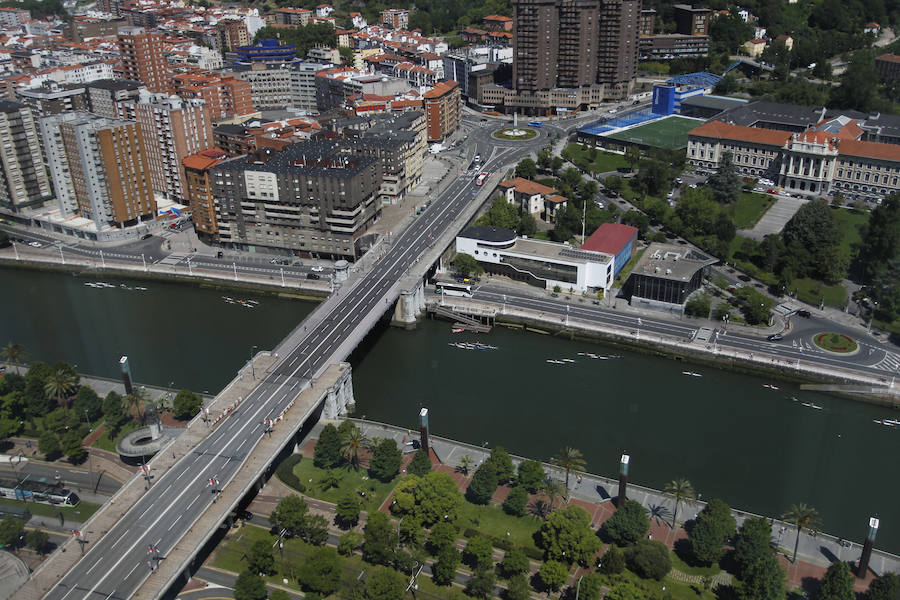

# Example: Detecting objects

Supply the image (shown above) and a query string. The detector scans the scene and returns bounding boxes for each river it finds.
[3,266,899,553]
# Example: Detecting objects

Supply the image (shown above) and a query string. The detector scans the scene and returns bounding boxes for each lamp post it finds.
[249,345,258,379]
[576,574,584,600]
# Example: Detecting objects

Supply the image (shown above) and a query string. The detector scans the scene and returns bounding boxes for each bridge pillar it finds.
[322,362,355,419]
[392,279,426,328]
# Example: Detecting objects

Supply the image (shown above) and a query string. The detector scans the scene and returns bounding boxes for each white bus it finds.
[475,172,488,186]
[434,280,473,297]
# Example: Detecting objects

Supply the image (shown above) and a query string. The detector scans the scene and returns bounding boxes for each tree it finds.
[365,566,406,600]
[627,539,672,580]
[551,156,564,172]
[407,449,432,477]
[830,50,880,113]
[516,459,545,492]
[551,447,586,495]
[538,478,566,516]
[428,521,457,555]
[685,293,712,318]
[475,197,520,230]
[340,423,368,471]
[857,193,899,283]
[538,560,568,592]
[252,23,336,57]
[867,572,900,600]
[607,582,650,600]
[466,461,498,505]
[233,570,266,600]
[432,546,461,585]
[736,551,786,600]
[172,389,202,420]
[624,146,641,171]
[0,516,24,548]
[457,454,474,475]
[297,546,341,596]
[535,505,600,564]
[708,151,742,204]
[515,157,537,179]
[518,212,538,236]
[270,494,309,536]
[463,536,494,570]
[268,591,290,600]
[38,430,60,459]
[506,573,532,600]
[102,391,127,432]
[503,485,529,517]
[124,390,147,424]
[246,539,274,575]
[487,446,514,482]
[318,469,342,491]
[363,512,397,566]
[398,514,424,548]
[300,514,328,546]
[73,386,102,423]
[338,531,362,556]
[783,503,820,563]
[335,492,361,528]
[603,499,649,546]
[604,175,623,194]
[0,343,25,374]
[781,199,841,280]
[369,438,402,482]
[621,210,650,237]
[663,478,696,528]
[689,498,736,565]
[816,561,854,600]
[45,368,77,408]
[393,472,464,526]
[465,566,496,599]
[25,529,48,555]
[314,423,342,469]
[600,544,626,574]
[734,517,774,578]
[498,546,530,578]
[452,253,484,278]
[61,429,87,463]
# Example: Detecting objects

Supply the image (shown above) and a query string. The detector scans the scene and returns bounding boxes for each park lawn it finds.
[614,248,646,288]
[564,143,629,174]
[594,568,716,600]
[831,207,868,260]
[730,192,775,229]
[874,318,900,335]
[91,420,140,452]
[791,277,847,308]
[0,497,100,522]
[670,550,723,577]
[457,502,542,552]
[290,457,397,512]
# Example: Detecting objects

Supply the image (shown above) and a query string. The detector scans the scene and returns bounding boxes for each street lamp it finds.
[249,345,258,379]
[576,574,584,600]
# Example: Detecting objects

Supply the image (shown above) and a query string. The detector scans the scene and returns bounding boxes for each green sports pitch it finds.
[606,116,701,150]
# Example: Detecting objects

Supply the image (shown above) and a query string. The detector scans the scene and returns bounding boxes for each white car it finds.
[311,266,324,272]
[28,241,41,248]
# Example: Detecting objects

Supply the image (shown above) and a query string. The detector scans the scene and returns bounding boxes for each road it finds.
[40,119,561,600]
[0,462,121,497]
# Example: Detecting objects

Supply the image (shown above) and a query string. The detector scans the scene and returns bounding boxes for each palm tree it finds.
[783,503,820,563]
[340,425,367,471]
[457,455,474,475]
[551,447,586,496]
[124,390,148,423]
[663,478,696,528]
[1,342,26,374]
[539,479,566,516]
[44,369,77,407]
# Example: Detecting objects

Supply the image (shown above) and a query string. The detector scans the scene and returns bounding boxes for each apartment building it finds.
[39,111,156,228]
[274,8,312,26]
[673,4,710,35]
[290,62,331,113]
[84,79,143,118]
[232,63,293,109]
[182,147,229,239]
[16,82,87,116]
[216,19,249,52]
[117,26,172,94]
[173,72,253,119]
[381,8,409,30]
[423,79,460,142]
[0,100,51,212]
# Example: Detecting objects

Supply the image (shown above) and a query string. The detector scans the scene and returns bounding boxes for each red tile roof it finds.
[581,223,638,255]
[498,177,557,196]
[688,120,791,147]
[423,79,458,98]
[837,138,900,162]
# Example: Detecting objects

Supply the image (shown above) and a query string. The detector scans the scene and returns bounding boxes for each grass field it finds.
[791,277,847,308]
[831,207,869,260]
[457,501,542,551]
[0,497,100,522]
[730,192,775,229]
[614,248,646,287]
[91,421,140,452]
[290,457,397,513]
[564,143,629,174]
[606,116,701,150]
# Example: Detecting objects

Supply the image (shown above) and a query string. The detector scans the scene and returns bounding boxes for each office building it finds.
[625,243,716,312]
[182,148,229,239]
[580,223,638,277]
[210,140,382,259]
[290,62,331,112]
[0,100,52,212]
[233,63,294,109]
[275,8,311,26]
[424,80,460,142]
[639,8,656,36]
[16,82,87,116]
[639,34,709,60]
[117,26,172,94]
[673,4,710,35]
[39,112,156,229]
[132,93,215,202]
[233,40,297,64]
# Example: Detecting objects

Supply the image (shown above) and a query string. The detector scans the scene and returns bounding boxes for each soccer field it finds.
[606,116,701,150]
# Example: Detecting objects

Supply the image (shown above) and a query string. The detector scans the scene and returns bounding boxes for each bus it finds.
[0,479,80,507]
[475,172,488,186]
[434,280,473,297]
[528,121,542,128]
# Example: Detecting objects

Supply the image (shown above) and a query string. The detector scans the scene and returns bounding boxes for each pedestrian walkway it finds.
[741,195,806,241]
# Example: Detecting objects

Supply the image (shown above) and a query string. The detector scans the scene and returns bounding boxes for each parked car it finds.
[797,310,811,318]
[28,241,41,248]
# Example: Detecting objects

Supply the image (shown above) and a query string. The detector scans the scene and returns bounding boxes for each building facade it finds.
[117,26,172,94]
[423,80,460,142]
[381,9,409,29]
[182,148,229,239]
[84,79,143,119]
[216,19,250,52]
[625,243,716,312]
[39,111,156,229]
[0,100,52,213]
[673,4,710,35]
[290,62,330,112]
[173,73,254,119]
[232,63,294,109]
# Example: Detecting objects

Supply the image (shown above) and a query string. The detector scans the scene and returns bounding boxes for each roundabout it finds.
[492,127,538,141]
[813,332,859,354]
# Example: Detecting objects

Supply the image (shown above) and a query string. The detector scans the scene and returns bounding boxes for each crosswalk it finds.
[874,351,900,373]
[157,252,188,266]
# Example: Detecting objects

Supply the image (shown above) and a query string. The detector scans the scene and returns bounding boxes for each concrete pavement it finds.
[741,194,806,241]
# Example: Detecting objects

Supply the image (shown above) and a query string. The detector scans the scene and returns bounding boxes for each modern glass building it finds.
[625,243,717,312]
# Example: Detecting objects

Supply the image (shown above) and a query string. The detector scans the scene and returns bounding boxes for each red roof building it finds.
[581,223,639,276]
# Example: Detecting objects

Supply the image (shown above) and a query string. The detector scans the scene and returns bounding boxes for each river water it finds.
[2,266,899,553]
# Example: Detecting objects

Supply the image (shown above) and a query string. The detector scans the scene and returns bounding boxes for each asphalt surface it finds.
[40,117,570,600]
[0,462,121,497]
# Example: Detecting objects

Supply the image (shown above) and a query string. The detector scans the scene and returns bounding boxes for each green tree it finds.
[624,146,641,171]
[297,546,341,596]
[38,430,60,459]
[551,156,564,172]
[392,472,464,526]
[604,175,623,194]
[463,536,494,570]
[516,459,545,492]
[551,446,586,495]
[270,494,309,536]
[475,197,520,230]
[369,438,402,482]
[829,50,881,113]
[515,158,538,179]
[313,423,342,469]
[663,478,696,528]
[338,531,362,555]
[73,386,102,423]
[0,343,25,374]
[124,390,147,424]
[603,499,649,546]
[365,566,407,600]
[233,571,266,600]
[268,591,290,600]
[627,539,672,580]
[498,546,530,578]
[428,521,457,555]
[621,210,650,237]
[781,199,841,280]
[61,429,86,463]
[607,582,649,600]
[708,152,742,205]
[505,573,532,600]
[452,252,484,278]
[300,514,329,546]
[44,368,77,408]
[685,293,712,318]
[335,492,361,528]
[340,423,368,471]
[783,503,820,563]
[432,546,461,585]
[466,461,498,505]
[538,559,568,592]
[25,529,48,555]
[857,193,899,283]
[407,449,432,477]
[252,23,337,57]
[503,485,529,517]
[689,498,736,565]
[102,391,127,432]
[518,212,538,237]
[398,514,424,548]
[172,389,202,420]
[866,572,900,600]
[465,566,496,599]
[710,11,753,53]
[246,539,274,575]
[577,573,605,600]
[600,544,626,574]
[535,504,601,564]
[538,478,566,516]
[0,516,24,548]
[736,551,786,600]
[457,454,474,476]
[816,561,854,600]
[734,517,774,578]
[487,446,514,482]
[362,512,397,566]
[318,469,342,491]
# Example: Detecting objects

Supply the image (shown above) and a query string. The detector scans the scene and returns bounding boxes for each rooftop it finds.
[679,94,748,112]
[212,139,378,178]
[498,177,557,196]
[581,223,638,255]
[459,225,515,243]
[631,243,717,282]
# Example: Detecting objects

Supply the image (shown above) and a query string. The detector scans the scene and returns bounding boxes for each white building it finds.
[455,226,615,293]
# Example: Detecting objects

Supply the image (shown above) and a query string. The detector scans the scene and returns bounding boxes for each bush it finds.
[407,448,432,477]
[172,389,203,420]
[627,539,672,580]
[600,544,626,574]
[466,461,498,505]
[602,500,649,546]
[503,485,529,517]
[275,455,305,492]
[685,293,712,318]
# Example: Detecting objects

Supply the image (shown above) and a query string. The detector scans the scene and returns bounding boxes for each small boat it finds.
[546,359,565,364]
[561,358,576,363]
[787,396,799,402]
[608,354,622,359]
[682,371,702,377]
[874,419,899,427]
[451,327,465,333]
[587,353,600,359]
[762,384,780,390]
[135,287,147,291]
[801,402,823,410]
[577,352,587,356]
